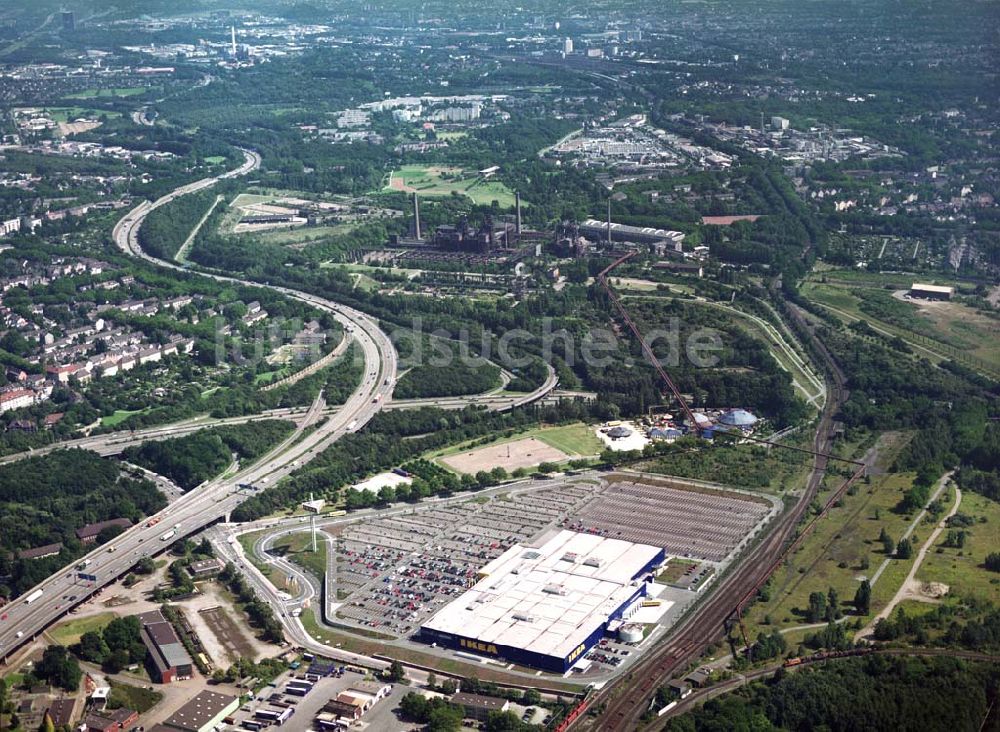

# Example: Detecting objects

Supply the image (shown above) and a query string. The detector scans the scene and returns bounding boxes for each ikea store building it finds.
[420,529,664,672]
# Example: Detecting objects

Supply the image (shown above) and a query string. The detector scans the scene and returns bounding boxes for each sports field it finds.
[384,164,518,208]
[441,437,569,474]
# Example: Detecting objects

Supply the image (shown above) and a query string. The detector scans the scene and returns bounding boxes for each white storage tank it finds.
[619,624,644,644]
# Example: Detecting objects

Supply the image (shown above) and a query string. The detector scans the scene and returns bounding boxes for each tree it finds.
[36,646,82,691]
[854,580,872,615]
[77,630,110,664]
[750,629,787,661]
[386,659,406,683]
[985,553,1000,572]
[806,591,827,623]
[426,705,463,732]
[879,527,895,555]
[96,524,126,545]
[825,587,842,621]
[896,537,913,559]
[484,710,527,731]
[38,711,55,732]
[103,649,130,674]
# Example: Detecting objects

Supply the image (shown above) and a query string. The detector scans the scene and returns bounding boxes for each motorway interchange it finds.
[0,151,399,663]
[0,149,559,669]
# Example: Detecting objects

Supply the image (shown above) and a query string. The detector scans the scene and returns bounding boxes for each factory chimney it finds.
[413,193,421,240]
[231,26,237,57]
[515,191,522,237]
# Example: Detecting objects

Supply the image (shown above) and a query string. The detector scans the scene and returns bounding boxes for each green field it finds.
[530,423,604,456]
[802,281,1000,377]
[916,489,1000,606]
[45,106,123,122]
[384,164,518,208]
[270,531,329,582]
[745,468,927,635]
[204,155,227,165]
[238,531,284,586]
[48,612,117,646]
[101,408,146,427]
[67,87,148,99]
[108,680,162,713]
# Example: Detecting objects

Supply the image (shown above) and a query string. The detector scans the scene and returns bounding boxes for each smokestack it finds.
[231,26,237,56]
[515,191,522,237]
[607,198,612,246]
[413,193,421,240]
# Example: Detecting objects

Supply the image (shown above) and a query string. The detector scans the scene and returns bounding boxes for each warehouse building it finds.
[159,691,239,732]
[420,530,664,672]
[138,610,193,683]
[579,218,685,248]
[909,283,953,300]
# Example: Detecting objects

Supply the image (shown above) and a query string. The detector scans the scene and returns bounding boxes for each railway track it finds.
[568,275,856,732]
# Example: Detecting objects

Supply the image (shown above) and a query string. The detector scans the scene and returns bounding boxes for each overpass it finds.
[0,150,398,662]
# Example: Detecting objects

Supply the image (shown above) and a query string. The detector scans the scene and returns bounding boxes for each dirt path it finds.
[857,483,962,639]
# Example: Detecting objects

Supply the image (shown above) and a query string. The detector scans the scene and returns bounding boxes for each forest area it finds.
[122,420,295,491]
[663,656,998,732]
[0,450,166,598]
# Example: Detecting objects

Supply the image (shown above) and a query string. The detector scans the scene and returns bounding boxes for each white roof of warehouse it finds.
[423,530,660,661]
[910,283,954,294]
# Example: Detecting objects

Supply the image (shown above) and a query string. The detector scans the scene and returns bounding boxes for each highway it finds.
[0,150,398,662]
[0,366,560,465]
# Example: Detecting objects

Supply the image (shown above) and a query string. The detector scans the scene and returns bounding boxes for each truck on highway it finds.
[25,589,43,604]
[347,420,358,431]
[160,530,176,542]
[372,394,382,403]
[77,559,92,570]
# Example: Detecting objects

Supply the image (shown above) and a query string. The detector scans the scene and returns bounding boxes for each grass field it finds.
[802,281,1000,376]
[269,530,329,582]
[101,409,146,427]
[67,87,148,99]
[384,164,518,208]
[49,612,117,645]
[108,680,162,713]
[238,531,284,587]
[745,469,926,635]
[45,106,123,122]
[529,423,604,456]
[204,155,227,165]
[916,489,1000,606]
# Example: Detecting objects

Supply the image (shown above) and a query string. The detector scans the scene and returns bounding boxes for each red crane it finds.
[597,251,701,432]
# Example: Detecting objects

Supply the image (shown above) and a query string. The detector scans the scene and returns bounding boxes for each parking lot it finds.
[331,483,594,636]
[318,474,777,675]
[567,479,772,562]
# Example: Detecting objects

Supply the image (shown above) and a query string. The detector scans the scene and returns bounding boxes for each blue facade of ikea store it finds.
[420,545,663,673]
